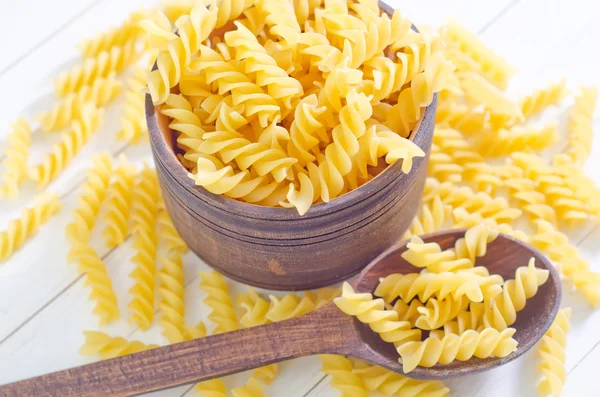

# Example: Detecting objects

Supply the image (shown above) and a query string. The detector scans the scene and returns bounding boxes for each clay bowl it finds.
[146,6,436,290]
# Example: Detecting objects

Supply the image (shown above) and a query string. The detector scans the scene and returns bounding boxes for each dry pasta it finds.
[353,363,450,397]
[65,153,114,246]
[38,75,121,132]
[79,331,158,360]
[117,66,148,142]
[0,119,31,198]
[319,354,368,397]
[102,159,138,248]
[397,327,518,373]
[0,193,62,262]
[29,105,104,189]
[537,308,571,397]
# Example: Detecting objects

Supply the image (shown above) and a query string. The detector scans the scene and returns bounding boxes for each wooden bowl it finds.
[146,7,436,290]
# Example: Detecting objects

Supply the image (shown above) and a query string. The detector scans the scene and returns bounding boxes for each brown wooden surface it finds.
[0,231,562,396]
[147,88,436,292]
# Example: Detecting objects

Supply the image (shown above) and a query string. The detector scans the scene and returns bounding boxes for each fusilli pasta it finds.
[537,308,571,397]
[0,119,31,198]
[0,193,62,262]
[79,331,158,360]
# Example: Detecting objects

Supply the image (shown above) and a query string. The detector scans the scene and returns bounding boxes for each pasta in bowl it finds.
[146,0,448,290]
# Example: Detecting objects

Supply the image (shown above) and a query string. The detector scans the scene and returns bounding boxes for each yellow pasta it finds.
[65,153,114,246]
[38,75,121,132]
[537,308,571,397]
[375,270,503,304]
[231,377,265,397]
[0,193,62,263]
[559,86,598,166]
[29,105,104,189]
[143,3,218,104]
[334,283,422,346]
[482,258,550,331]
[0,119,31,198]
[519,79,568,119]
[353,363,450,397]
[79,9,149,58]
[459,71,523,119]
[403,196,452,240]
[128,167,161,329]
[414,296,469,330]
[79,331,158,360]
[445,19,515,89]
[397,327,518,373]
[117,66,148,142]
[476,123,557,157]
[102,160,138,248]
[532,220,600,307]
[55,41,139,97]
[157,208,188,255]
[74,245,120,324]
[319,354,368,397]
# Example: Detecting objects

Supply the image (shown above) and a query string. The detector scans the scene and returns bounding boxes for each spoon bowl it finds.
[350,229,562,379]
[0,230,561,396]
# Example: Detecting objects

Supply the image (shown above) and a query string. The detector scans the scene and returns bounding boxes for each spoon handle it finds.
[0,304,356,397]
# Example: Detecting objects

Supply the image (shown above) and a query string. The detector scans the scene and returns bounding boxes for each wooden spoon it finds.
[0,230,561,397]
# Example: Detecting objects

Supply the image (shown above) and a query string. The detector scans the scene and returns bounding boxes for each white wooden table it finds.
[1,0,599,396]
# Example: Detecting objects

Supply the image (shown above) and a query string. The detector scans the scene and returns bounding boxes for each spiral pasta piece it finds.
[482,258,550,331]
[453,223,499,263]
[102,160,137,248]
[389,299,424,324]
[161,93,208,157]
[286,94,327,166]
[459,71,523,119]
[117,66,148,142]
[189,154,287,206]
[65,153,114,248]
[560,86,598,166]
[225,21,303,108]
[435,104,487,136]
[415,296,469,330]
[403,196,452,240]
[29,105,104,189]
[293,0,321,25]
[190,45,281,127]
[519,79,567,119]
[0,193,62,263]
[0,119,31,198]
[476,123,557,157]
[128,227,158,330]
[537,308,571,397]
[319,354,368,397]
[353,363,450,397]
[55,41,139,97]
[427,143,463,183]
[401,236,472,274]
[257,0,301,49]
[158,253,186,343]
[38,75,121,132]
[532,220,600,307]
[79,9,149,58]
[200,271,239,334]
[375,270,503,304]
[334,283,422,346]
[130,167,161,235]
[387,52,456,137]
[445,19,515,89]
[267,293,317,322]
[397,327,518,373]
[198,104,297,182]
[128,168,161,330]
[75,245,120,324]
[144,2,218,104]
[79,331,158,360]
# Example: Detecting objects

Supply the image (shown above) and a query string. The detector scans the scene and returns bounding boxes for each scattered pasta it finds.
[537,308,571,397]
[0,119,31,198]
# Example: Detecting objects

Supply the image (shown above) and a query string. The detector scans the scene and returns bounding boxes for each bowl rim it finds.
[147,93,437,221]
